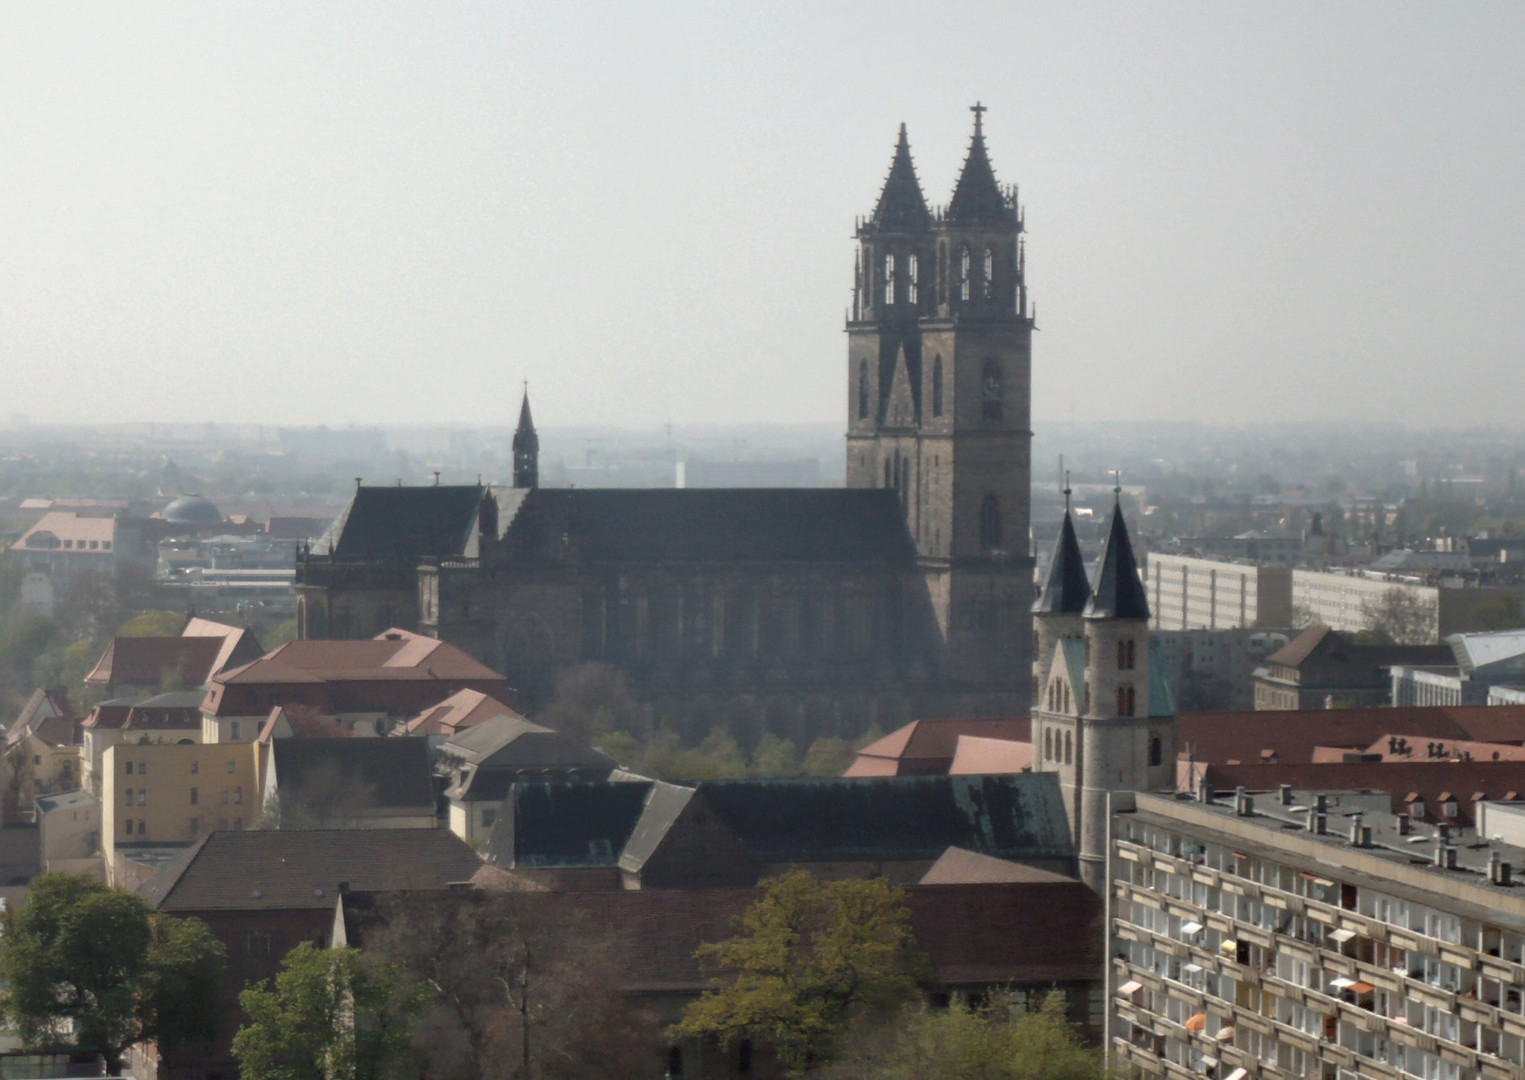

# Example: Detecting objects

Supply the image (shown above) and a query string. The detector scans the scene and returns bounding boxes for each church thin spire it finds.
[512,384,539,490]
[947,103,1014,224]
[1034,480,1091,615]
[1084,491,1150,621]
[869,123,931,232]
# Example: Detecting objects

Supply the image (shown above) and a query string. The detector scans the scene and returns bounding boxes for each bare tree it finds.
[361,891,659,1080]
[1358,587,1437,645]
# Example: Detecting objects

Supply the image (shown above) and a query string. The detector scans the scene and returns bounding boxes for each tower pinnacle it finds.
[947,103,1013,224]
[512,386,539,490]
[868,124,931,233]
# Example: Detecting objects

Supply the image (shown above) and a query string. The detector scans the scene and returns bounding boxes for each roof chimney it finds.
[1313,813,1328,835]
[1279,784,1293,806]
[1396,812,1411,836]
[1314,793,1328,813]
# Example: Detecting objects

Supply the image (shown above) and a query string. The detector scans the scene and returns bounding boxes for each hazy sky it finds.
[2,3,1522,429]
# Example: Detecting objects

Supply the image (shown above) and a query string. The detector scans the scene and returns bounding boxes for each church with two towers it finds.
[295,108,1172,779]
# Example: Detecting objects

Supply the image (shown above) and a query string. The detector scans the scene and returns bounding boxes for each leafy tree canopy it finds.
[117,610,186,637]
[821,992,1111,1080]
[0,872,225,1073]
[672,870,926,1073]
[234,942,420,1080]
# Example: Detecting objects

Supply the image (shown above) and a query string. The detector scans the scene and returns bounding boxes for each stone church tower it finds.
[845,107,1034,708]
[1031,488,1177,893]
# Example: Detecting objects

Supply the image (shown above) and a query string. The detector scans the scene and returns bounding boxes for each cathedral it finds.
[295,108,1036,742]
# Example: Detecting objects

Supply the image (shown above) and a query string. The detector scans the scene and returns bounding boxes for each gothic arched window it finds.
[979,494,1002,552]
[857,360,869,420]
[1044,728,1053,761]
[959,245,971,301]
[908,253,919,305]
[1063,730,1072,765]
[1148,736,1163,768]
[931,356,943,417]
[883,253,895,305]
[982,246,994,299]
[981,360,1003,424]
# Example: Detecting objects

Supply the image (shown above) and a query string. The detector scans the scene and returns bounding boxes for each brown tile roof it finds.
[1266,624,1335,667]
[948,735,1032,775]
[216,629,504,686]
[258,704,353,742]
[7,689,74,746]
[919,846,1075,886]
[402,688,525,737]
[1178,706,1525,766]
[141,829,482,912]
[1309,735,1525,763]
[846,717,1030,776]
[85,637,223,688]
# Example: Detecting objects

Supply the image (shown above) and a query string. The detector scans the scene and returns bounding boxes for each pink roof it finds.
[920,846,1075,886]
[216,629,503,686]
[11,512,116,552]
[849,717,1030,776]
[948,735,1033,775]
[402,688,525,737]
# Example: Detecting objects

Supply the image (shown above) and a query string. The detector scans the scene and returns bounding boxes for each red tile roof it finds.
[919,846,1076,886]
[402,688,525,737]
[216,629,504,685]
[948,735,1032,775]
[1178,706,1525,767]
[845,717,1030,777]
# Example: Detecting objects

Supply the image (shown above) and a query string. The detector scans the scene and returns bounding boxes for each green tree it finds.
[822,991,1109,1080]
[1470,593,1524,632]
[234,942,419,1080]
[1358,587,1437,645]
[0,872,225,1072]
[802,737,857,777]
[536,661,643,742]
[116,610,186,637]
[672,870,925,1073]
[751,733,802,777]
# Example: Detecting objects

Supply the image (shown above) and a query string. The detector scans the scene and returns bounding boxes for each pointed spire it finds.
[1034,480,1091,614]
[513,384,539,490]
[869,123,931,232]
[947,102,1013,224]
[1085,488,1150,620]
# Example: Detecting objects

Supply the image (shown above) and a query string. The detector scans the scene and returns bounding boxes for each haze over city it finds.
[2,3,1522,430]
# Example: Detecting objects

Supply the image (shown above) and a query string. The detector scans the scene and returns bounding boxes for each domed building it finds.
[161,494,222,526]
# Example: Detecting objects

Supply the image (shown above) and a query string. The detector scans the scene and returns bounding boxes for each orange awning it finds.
[1118,980,1142,996]
[1185,1013,1207,1033]
[1350,981,1375,995]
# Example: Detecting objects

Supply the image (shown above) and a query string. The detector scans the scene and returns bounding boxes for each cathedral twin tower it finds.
[846,107,1035,699]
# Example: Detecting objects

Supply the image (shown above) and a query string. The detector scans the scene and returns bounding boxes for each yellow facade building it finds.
[101,741,259,883]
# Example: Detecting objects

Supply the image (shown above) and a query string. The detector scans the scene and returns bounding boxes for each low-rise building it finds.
[1391,629,1525,708]
[102,741,259,883]
[3,689,81,817]
[83,617,262,699]
[80,690,206,796]
[1253,625,1452,710]
[1154,628,1294,712]
[35,789,100,877]
[1110,786,1525,1080]
[200,628,511,743]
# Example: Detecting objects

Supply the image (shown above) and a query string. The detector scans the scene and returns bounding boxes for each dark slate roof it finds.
[945,113,1014,225]
[141,829,482,911]
[695,773,1073,864]
[1034,510,1091,614]
[1084,500,1150,621]
[271,737,434,811]
[869,124,931,233]
[321,484,485,560]
[482,780,653,869]
[504,489,916,564]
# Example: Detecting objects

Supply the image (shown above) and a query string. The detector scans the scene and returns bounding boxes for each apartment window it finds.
[230,721,241,741]
[190,760,199,774]
[125,761,134,775]
[234,786,243,805]
[124,788,134,808]
[124,819,133,835]
[234,817,243,830]
[227,760,236,774]
[138,820,146,835]
[190,788,199,806]
[137,790,147,806]
[137,761,146,774]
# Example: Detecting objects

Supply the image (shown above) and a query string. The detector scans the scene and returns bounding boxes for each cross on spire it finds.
[970,101,986,135]
[1064,470,1072,510]
[1112,470,1122,499]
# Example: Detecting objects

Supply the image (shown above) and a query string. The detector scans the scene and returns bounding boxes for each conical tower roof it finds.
[1034,505,1091,615]
[946,104,1013,224]
[512,389,537,454]
[869,124,931,232]
[1084,495,1150,620]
